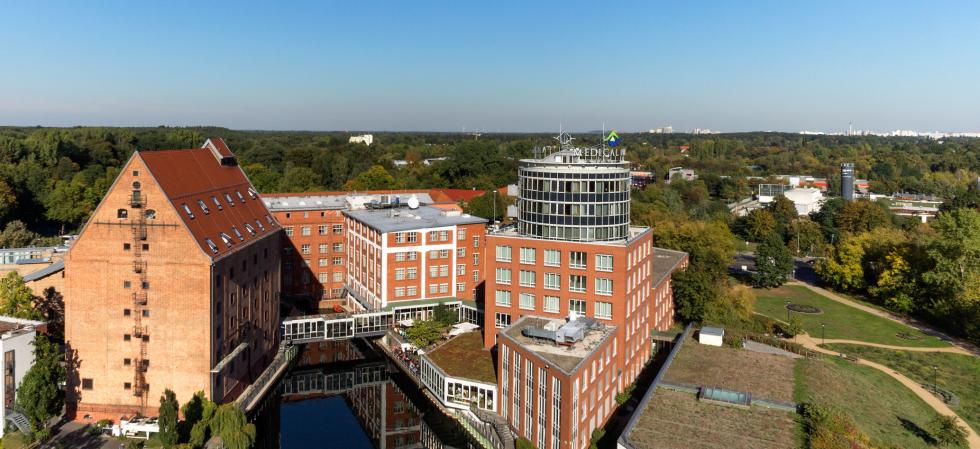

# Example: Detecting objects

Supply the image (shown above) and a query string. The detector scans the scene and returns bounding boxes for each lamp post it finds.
[933,365,939,395]
[821,323,826,345]
[786,301,791,323]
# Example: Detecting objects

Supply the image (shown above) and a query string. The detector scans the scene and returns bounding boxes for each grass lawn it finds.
[424,331,496,384]
[824,343,980,435]
[664,337,796,403]
[755,285,949,348]
[1,431,29,449]
[795,356,950,449]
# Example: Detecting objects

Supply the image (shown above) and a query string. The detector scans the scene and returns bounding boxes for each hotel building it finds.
[64,139,281,420]
[486,134,687,449]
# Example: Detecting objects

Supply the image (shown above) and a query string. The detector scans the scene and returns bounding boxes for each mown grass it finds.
[795,356,953,449]
[824,343,980,436]
[755,285,949,347]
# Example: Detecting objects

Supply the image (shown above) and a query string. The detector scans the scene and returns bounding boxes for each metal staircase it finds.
[130,196,149,410]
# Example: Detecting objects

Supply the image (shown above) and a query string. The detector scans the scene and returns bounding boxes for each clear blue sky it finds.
[2,1,978,132]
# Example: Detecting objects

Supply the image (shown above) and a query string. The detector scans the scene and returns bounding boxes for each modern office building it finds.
[0,316,45,437]
[841,163,855,201]
[342,198,487,316]
[485,133,687,449]
[64,138,282,420]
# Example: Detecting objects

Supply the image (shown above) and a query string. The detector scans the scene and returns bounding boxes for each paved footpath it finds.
[788,281,980,356]
[794,333,980,449]
[818,338,973,355]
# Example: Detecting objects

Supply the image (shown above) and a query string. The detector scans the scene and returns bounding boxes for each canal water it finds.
[251,338,470,449]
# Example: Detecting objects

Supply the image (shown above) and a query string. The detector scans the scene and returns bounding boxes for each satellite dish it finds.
[407,195,420,209]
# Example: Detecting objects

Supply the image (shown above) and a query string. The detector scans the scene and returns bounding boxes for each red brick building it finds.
[486,138,687,449]
[65,139,281,420]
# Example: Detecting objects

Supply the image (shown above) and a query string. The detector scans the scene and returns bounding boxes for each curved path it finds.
[817,338,973,355]
[793,333,980,448]
[787,281,980,356]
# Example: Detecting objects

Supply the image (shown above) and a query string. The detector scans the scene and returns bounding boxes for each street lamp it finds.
[933,365,939,395]
[786,301,791,323]
[821,323,826,345]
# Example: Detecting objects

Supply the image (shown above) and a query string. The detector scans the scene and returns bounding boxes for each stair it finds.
[5,409,32,435]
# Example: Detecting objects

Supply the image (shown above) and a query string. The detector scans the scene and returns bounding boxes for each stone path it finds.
[742,339,802,359]
[793,333,980,449]
[788,281,980,356]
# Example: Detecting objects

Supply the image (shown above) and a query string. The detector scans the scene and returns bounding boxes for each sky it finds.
[1,0,979,132]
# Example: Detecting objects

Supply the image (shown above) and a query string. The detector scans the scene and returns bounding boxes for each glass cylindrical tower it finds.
[516,141,631,242]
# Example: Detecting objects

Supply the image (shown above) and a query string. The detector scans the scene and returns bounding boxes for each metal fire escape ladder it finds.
[130,196,149,409]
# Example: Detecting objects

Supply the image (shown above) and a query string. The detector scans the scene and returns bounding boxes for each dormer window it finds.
[231,226,244,241]
[211,196,223,210]
[197,199,210,215]
[236,191,246,204]
[256,220,265,231]
[182,204,195,219]
[247,188,258,200]
[266,215,273,225]
[244,223,256,236]
[205,238,219,254]
[219,233,233,247]
[224,193,235,206]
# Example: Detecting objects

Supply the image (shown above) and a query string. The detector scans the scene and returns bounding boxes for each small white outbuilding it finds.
[698,326,725,347]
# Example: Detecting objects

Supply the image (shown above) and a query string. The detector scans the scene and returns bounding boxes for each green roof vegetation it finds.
[425,332,496,384]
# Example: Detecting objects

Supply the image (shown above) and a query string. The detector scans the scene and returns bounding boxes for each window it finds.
[544,249,560,267]
[569,299,586,315]
[145,209,156,219]
[407,232,418,243]
[520,247,536,264]
[473,236,479,247]
[496,245,512,262]
[429,284,438,294]
[333,243,343,252]
[318,272,328,283]
[473,270,479,281]
[117,209,128,218]
[595,278,613,296]
[205,239,218,253]
[333,224,343,234]
[319,258,328,267]
[244,223,256,235]
[495,268,512,285]
[301,244,311,254]
[82,379,93,390]
[495,290,512,307]
[132,170,139,176]
[212,196,223,210]
[394,252,405,262]
[407,286,417,296]
[319,244,328,254]
[457,247,466,257]
[123,309,131,316]
[333,272,343,282]
[544,273,560,290]
[132,181,141,190]
[407,267,417,279]
[495,312,511,329]
[182,204,195,219]
[301,226,311,236]
[333,257,343,265]
[123,281,131,289]
[596,254,613,272]
[473,253,479,265]
[232,226,244,241]
[569,251,587,269]
[318,224,328,235]
[457,282,465,292]
[458,228,466,240]
[247,187,258,199]
[439,230,449,241]
[595,301,612,319]
[123,334,132,341]
[124,243,131,251]
[544,296,560,313]
[394,287,405,297]
[141,243,149,251]
[256,219,265,231]
[569,275,586,293]
[519,270,535,287]
[236,191,246,204]
[220,233,233,247]
[395,268,406,280]
[519,293,535,311]
[285,227,294,237]
[123,358,131,366]
[439,283,448,294]
[457,264,465,275]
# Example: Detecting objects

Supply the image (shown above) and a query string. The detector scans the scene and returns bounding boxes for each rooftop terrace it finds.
[425,331,496,384]
[502,316,616,374]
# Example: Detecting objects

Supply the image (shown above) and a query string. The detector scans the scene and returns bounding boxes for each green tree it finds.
[767,195,798,239]
[404,318,443,347]
[432,303,458,326]
[786,218,826,257]
[834,199,892,235]
[16,335,65,433]
[0,272,42,320]
[743,209,777,242]
[926,413,968,448]
[0,220,42,248]
[753,234,794,288]
[159,389,179,448]
[344,165,398,191]
[278,165,322,192]
[515,437,536,449]
[816,237,866,291]
[463,190,511,223]
[242,163,281,193]
[0,179,16,219]
[672,270,717,322]
[211,403,256,449]
[189,396,218,449]
[44,173,94,227]
[180,391,207,443]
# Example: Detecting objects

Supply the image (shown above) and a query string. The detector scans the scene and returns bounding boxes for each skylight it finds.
[197,199,210,215]
[219,233,233,247]
[231,226,244,241]
[256,219,265,231]
[205,238,219,254]
[182,204,195,219]
[225,193,235,206]
[236,191,246,204]
[244,223,256,236]
[247,187,258,199]
[212,196,223,210]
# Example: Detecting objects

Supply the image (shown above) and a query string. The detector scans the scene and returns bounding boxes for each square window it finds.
[82,378,93,390]
[141,244,149,251]
[123,334,131,341]
[123,281,131,289]
[123,243,131,251]
[123,309,131,316]
[123,358,131,366]
[124,382,132,390]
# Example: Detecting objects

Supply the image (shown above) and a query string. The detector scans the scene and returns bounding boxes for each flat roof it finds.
[651,248,688,287]
[0,316,43,338]
[489,225,652,247]
[425,332,497,384]
[699,327,725,337]
[344,205,486,233]
[263,192,437,212]
[502,316,616,374]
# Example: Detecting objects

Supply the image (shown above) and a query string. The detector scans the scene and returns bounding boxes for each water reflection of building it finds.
[280,341,424,449]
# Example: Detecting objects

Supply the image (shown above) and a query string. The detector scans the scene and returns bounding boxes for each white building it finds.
[0,316,45,437]
[349,134,374,146]
[782,188,824,215]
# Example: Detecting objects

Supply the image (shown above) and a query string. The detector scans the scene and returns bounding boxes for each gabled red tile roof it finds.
[139,138,279,260]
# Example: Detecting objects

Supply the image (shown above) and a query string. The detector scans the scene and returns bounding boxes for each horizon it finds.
[2,1,979,132]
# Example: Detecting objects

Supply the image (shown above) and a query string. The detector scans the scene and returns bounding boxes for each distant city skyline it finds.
[2,1,979,132]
